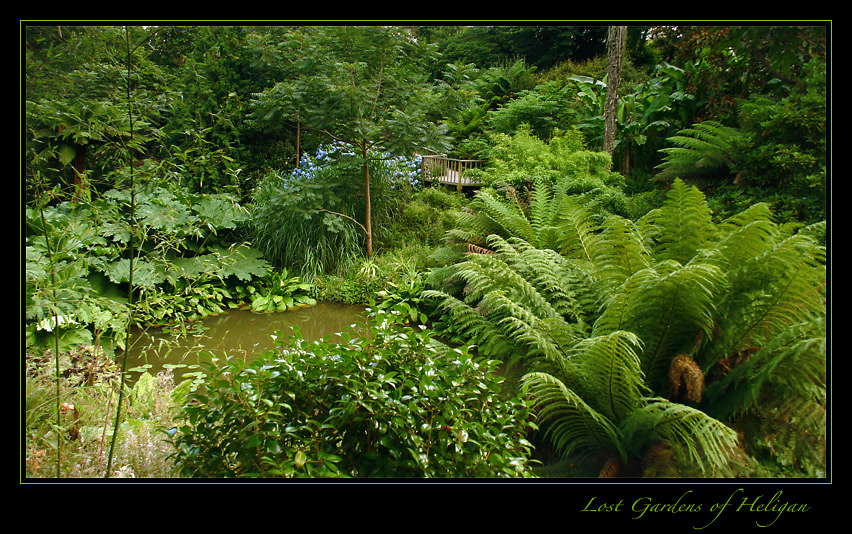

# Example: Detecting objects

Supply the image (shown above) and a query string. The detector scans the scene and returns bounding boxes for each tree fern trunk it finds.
[598,454,623,477]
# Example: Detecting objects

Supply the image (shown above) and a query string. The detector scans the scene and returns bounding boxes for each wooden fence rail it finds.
[420,155,484,192]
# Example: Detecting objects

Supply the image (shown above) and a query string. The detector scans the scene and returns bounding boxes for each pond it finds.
[125,302,367,382]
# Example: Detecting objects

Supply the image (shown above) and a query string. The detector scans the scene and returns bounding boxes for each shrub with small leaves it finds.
[168,310,537,478]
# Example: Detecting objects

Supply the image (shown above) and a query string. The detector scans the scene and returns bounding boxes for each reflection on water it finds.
[126,302,366,380]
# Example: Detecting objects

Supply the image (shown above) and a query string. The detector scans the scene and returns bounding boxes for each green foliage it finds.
[472,128,633,219]
[570,62,700,176]
[484,81,577,140]
[316,244,436,314]
[384,186,464,248]
[522,333,739,476]
[248,143,420,280]
[425,134,635,297]
[168,311,537,478]
[664,26,826,122]
[426,179,826,476]
[654,67,826,224]
[718,59,826,223]
[654,120,744,185]
[230,268,317,313]
[25,185,271,347]
[26,97,159,194]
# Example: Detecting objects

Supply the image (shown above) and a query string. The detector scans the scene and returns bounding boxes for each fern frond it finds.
[639,178,715,265]
[495,237,594,327]
[475,189,536,244]
[522,371,627,463]
[588,215,653,294]
[623,398,739,475]
[706,203,777,273]
[493,305,576,371]
[455,252,560,319]
[708,229,825,363]
[422,289,518,359]
[594,260,725,393]
[654,121,743,183]
[550,194,600,260]
[704,316,826,420]
[562,331,646,424]
[528,177,553,234]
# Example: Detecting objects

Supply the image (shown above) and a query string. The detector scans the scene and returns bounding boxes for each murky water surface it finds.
[126,302,366,380]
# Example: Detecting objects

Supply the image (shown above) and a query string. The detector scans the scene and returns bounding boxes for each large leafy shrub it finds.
[169,310,537,478]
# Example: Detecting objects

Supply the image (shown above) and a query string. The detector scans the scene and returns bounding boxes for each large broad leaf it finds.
[136,192,193,234]
[193,195,249,231]
[104,258,165,290]
[164,245,271,284]
[212,244,271,281]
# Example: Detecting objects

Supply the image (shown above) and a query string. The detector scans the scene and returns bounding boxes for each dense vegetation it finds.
[24,24,827,480]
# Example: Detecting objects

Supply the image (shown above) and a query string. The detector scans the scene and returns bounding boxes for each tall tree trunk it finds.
[362,143,373,257]
[604,26,627,158]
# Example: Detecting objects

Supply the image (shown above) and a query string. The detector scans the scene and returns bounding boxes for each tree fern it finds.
[654,120,743,184]
[587,215,652,294]
[704,316,826,421]
[420,289,518,360]
[425,172,825,477]
[426,239,589,369]
[639,178,715,265]
[696,211,826,383]
[522,332,739,476]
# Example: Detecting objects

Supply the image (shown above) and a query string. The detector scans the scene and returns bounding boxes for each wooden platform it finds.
[420,155,483,191]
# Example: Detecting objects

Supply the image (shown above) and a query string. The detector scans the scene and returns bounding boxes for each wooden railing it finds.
[420,155,484,192]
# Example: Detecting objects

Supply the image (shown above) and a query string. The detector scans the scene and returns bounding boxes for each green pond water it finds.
[125,302,367,381]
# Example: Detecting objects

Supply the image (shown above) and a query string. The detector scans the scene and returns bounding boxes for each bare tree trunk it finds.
[604,26,627,158]
[362,143,373,257]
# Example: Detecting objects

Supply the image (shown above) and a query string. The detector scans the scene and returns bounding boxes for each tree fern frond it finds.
[634,261,725,391]
[455,252,561,319]
[708,229,825,361]
[476,189,536,244]
[496,237,594,327]
[528,177,553,234]
[594,260,725,393]
[740,393,827,477]
[624,397,740,475]
[706,203,778,273]
[421,289,517,359]
[654,121,743,182]
[551,194,600,260]
[704,316,826,420]
[592,268,660,337]
[562,331,646,424]
[639,178,715,265]
[588,215,653,294]
[522,371,626,463]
